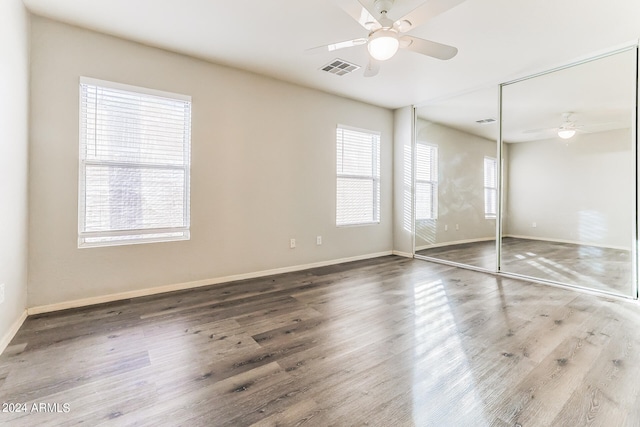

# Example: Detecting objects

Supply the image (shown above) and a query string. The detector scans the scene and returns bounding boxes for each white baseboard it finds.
[27,251,394,316]
[503,234,629,251]
[0,310,28,356]
[416,237,495,252]
[392,250,414,258]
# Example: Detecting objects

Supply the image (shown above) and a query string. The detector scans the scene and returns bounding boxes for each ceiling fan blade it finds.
[394,0,466,32]
[363,58,380,77]
[578,121,628,133]
[523,127,557,134]
[400,36,458,60]
[305,38,367,55]
[335,0,382,30]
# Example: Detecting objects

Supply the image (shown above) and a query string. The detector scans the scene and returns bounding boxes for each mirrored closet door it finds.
[499,47,638,297]
[413,46,638,299]
[414,87,498,271]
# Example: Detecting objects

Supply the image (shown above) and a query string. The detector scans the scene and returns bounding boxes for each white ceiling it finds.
[22,0,640,110]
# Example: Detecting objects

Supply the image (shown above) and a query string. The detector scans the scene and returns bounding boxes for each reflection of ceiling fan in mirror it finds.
[524,112,622,140]
[306,0,464,77]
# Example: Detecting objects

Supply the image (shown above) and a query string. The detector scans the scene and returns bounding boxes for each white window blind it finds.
[78,77,192,247]
[336,125,380,226]
[415,143,438,220]
[484,156,497,219]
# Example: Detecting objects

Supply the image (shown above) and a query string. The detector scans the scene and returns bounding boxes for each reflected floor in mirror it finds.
[416,239,496,270]
[2,256,640,426]
[417,237,633,297]
[500,237,633,296]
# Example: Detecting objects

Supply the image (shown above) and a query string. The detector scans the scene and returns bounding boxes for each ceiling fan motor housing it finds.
[374,0,395,15]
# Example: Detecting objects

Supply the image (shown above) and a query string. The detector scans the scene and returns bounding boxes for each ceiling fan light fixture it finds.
[367,29,399,61]
[557,112,576,139]
[557,128,576,139]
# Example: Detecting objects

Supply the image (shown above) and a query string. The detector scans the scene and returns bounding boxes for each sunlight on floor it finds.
[411,279,488,426]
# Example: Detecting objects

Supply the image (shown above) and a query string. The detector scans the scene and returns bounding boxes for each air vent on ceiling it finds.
[475,118,497,124]
[320,59,360,76]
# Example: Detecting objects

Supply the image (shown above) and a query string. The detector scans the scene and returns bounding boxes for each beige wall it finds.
[504,129,634,249]
[393,107,414,256]
[0,0,30,346]
[28,17,393,307]
[415,120,496,248]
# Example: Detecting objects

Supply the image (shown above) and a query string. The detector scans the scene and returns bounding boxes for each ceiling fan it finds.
[307,0,465,77]
[524,112,623,140]
[556,113,579,139]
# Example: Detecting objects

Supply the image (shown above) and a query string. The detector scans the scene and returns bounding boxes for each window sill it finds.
[336,221,381,228]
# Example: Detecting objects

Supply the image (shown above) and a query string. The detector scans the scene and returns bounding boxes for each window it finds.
[78,77,192,247]
[336,125,380,226]
[484,156,497,219]
[415,143,438,220]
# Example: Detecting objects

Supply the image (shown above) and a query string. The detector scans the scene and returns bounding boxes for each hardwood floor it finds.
[416,239,497,270]
[416,237,634,297]
[2,256,640,426]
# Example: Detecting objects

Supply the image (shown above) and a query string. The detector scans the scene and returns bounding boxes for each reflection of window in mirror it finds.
[483,156,497,219]
[416,143,438,220]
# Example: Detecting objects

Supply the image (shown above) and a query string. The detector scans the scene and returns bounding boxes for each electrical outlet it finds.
[444,224,448,231]
[316,236,322,245]
[0,283,5,305]
[532,222,537,228]
[290,238,296,249]
[455,224,459,230]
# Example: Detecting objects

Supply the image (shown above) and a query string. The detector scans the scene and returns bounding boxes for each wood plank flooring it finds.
[1,256,640,426]
[416,239,497,270]
[416,237,634,297]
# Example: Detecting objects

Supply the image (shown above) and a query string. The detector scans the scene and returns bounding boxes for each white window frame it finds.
[336,125,381,227]
[484,156,498,219]
[78,77,192,248]
[415,142,438,220]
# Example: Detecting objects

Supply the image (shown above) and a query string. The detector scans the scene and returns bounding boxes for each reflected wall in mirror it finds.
[414,87,498,270]
[500,48,637,297]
